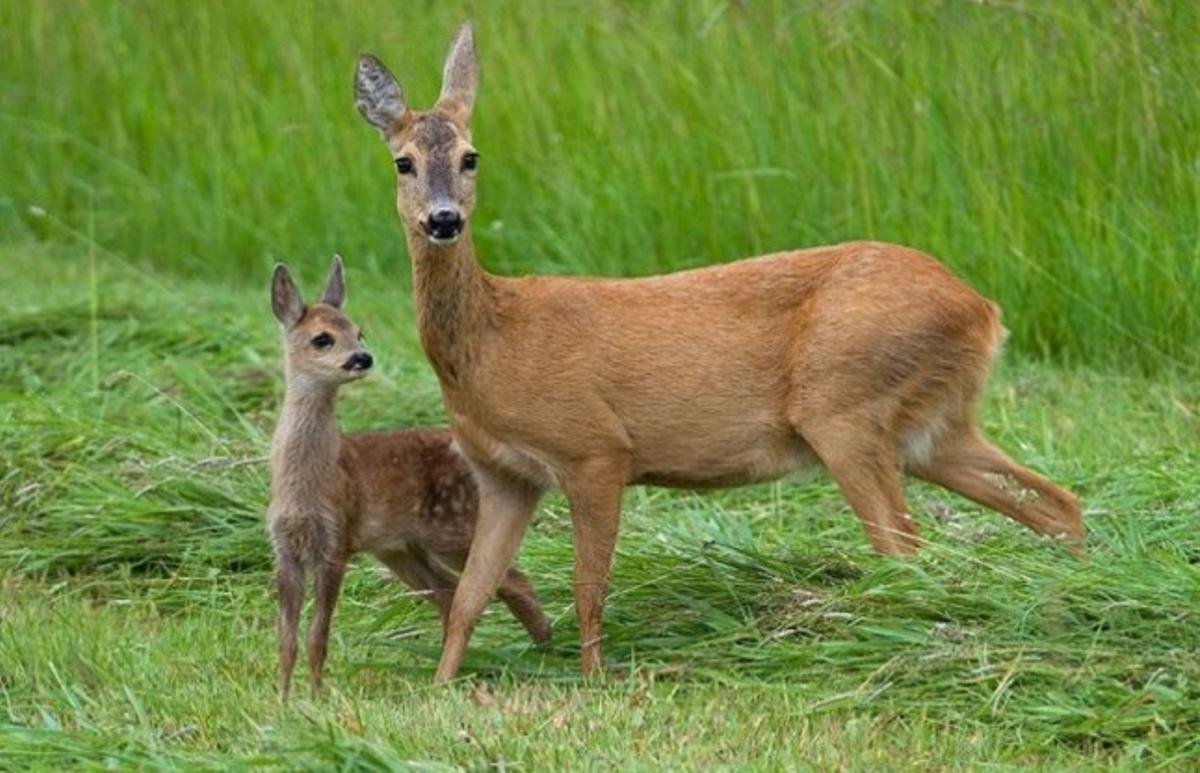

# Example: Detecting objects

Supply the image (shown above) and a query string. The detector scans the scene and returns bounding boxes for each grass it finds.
[1,0,1198,369]
[2,0,1199,767]
[1,244,1198,767]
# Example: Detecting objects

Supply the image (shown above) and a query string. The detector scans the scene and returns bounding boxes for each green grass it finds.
[2,245,1198,767]
[3,0,1200,767]
[2,0,1197,369]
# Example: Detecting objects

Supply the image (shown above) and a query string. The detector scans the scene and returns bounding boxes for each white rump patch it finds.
[900,413,950,468]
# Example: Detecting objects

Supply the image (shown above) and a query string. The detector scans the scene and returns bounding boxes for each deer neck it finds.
[271,374,342,490]
[405,224,492,386]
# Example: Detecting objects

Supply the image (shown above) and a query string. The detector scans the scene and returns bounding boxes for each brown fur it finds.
[354,24,1084,682]
[266,257,549,699]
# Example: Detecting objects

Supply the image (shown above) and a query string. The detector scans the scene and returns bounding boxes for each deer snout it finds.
[424,208,463,243]
[343,351,374,373]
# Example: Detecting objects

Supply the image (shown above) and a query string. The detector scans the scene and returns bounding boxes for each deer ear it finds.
[320,254,346,309]
[437,22,477,122]
[271,264,304,327]
[355,53,407,134]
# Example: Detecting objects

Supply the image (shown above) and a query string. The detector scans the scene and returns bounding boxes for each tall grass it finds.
[2,3,1200,763]
[2,0,1197,368]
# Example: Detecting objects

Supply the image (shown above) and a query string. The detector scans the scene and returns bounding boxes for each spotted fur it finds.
[266,256,549,699]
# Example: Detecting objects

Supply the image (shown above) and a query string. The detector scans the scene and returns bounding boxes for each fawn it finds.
[266,255,550,697]
[353,23,1084,682]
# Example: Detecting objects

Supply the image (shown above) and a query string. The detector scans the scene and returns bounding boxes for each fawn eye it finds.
[357,330,365,342]
[311,332,334,349]
[395,156,415,175]
[462,152,478,171]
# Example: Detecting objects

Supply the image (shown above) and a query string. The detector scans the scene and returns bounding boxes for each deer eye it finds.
[395,156,414,175]
[311,332,334,349]
[462,152,478,171]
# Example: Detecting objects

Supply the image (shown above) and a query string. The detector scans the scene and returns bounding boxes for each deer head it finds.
[354,23,479,246]
[271,255,373,386]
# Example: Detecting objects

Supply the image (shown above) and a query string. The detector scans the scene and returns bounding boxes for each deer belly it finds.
[451,416,560,489]
[631,425,818,489]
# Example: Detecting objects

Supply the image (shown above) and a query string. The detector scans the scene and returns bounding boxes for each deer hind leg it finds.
[434,470,541,684]
[496,566,552,647]
[307,558,347,695]
[802,418,922,556]
[401,543,550,647]
[377,549,455,626]
[911,430,1084,552]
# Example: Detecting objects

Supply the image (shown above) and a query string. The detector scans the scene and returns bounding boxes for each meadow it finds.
[2,0,1198,768]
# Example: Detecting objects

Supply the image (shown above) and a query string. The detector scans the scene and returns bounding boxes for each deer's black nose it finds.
[344,352,374,372]
[426,209,463,241]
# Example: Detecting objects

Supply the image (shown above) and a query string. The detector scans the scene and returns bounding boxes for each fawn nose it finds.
[426,209,463,241]
[344,352,373,372]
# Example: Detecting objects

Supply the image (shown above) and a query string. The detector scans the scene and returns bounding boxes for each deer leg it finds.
[274,551,304,701]
[804,422,922,556]
[434,470,541,684]
[911,430,1084,552]
[378,550,454,625]
[401,547,549,646]
[415,552,468,627]
[562,462,626,676]
[496,566,552,647]
[307,558,347,695]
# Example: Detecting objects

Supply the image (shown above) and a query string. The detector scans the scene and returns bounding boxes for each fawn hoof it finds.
[530,620,553,649]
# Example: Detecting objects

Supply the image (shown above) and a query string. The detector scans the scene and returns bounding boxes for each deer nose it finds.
[426,209,463,241]
[344,352,374,372]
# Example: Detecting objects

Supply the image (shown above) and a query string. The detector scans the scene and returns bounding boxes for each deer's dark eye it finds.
[462,152,478,171]
[395,156,415,175]
[311,332,334,349]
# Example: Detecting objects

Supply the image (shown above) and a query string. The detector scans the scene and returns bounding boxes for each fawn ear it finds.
[320,254,346,309]
[437,22,477,123]
[271,264,305,327]
[355,54,407,135]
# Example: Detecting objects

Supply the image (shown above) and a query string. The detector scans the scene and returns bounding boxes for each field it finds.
[2,0,1199,768]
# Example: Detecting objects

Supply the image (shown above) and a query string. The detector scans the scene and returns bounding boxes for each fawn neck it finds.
[272,372,342,484]
[405,225,493,385]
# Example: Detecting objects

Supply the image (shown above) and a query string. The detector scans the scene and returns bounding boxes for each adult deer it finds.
[354,23,1083,682]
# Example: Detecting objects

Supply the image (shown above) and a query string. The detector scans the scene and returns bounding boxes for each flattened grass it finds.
[2,246,1197,766]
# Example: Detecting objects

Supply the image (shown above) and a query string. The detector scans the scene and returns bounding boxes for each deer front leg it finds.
[562,461,626,677]
[434,469,541,684]
[275,551,304,700]
[307,558,347,695]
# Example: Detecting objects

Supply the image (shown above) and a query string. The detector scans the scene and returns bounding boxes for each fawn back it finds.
[266,256,549,697]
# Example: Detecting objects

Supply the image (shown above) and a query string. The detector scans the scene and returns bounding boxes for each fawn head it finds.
[271,255,373,385]
[354,22,479,246]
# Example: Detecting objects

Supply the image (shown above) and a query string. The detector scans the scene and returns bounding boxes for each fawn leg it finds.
[562,461,626,676]
[804,420,922,556]
[307,558,347,695]
[378,550,454,625]
[912,430,1084,552]
[434,470,541,684]
[275,552,304,700]
[496,566,552,646]
[403,548,549,646]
